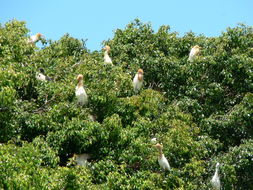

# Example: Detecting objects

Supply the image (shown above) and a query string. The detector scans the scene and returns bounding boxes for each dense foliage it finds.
[0,19,253,189]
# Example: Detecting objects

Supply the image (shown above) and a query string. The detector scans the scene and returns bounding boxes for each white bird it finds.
[27,33,43,44]
[188,45,200,62]
[154,143,171,171]
[103,45,113,64]
[75,74,88,106]
[36,68,53,81]
[73,153,91,166]
[133,69,144,93]
[210,162,221,190]
[151,138,157,144]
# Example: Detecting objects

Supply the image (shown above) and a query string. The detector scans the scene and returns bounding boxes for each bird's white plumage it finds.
[75,86,88,106]
[104,51,112,64]
[188,46,200,62]
[133,74,143,92]
[36,73,46,81]
[151,138,157,143]
[158,154,171,171]
[27,34,40,44]
[74,153,91,166]
[210,163,221,190]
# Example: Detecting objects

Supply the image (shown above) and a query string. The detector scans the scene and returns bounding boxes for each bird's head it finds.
[103,45,111,52]
[77,74,83,82]
[39,68,45,73]
[36,33,43,39]
[137,69,144,74]
[137,69,144,81]
[153,143,163,150]
[193,45,200,50]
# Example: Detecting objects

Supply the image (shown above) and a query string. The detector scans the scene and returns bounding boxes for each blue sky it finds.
[1,0,252,51]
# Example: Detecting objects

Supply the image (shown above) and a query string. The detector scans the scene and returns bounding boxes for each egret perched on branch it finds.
[36,68,53,81]
[27,33,43,44]
[75,74,88,106]
[133,69,144,93]
[103,45,113,64]
[154,143,171,171]
[73,153,91,166]
[188,45,200,62]
[210,162,221,190]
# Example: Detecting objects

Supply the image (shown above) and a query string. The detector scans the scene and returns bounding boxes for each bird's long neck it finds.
[77,79,83,88]
[158,148,163,159]
[104,51,109,57]
[214,166,219,177]
[138,74,143,81]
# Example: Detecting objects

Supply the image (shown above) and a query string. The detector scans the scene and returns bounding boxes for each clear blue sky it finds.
[1,0,252,51]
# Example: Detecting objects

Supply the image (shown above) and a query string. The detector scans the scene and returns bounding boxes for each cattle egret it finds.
[73,153,91,166]
[133,69,144,93]
[75,74,88,106]
[154,143,171,171]
[103,45,113,64]
[27,33,43,44]
[188,45,200,62]
[210,162,221,190]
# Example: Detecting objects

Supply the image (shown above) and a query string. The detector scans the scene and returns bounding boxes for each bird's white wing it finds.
[75,87,86,96]
[159,154,171,171]
[163,156,171,170]
[104,53,112,64]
